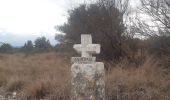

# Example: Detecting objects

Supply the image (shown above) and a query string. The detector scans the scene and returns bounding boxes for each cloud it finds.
[0,0,141,46]
[0,0,67,46]
[0,0,67,34]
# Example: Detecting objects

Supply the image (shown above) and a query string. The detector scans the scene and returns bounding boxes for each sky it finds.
[0,0,139,47]
[0,0,70,46]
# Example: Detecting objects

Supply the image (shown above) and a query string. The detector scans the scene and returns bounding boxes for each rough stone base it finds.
[71,62,105,100]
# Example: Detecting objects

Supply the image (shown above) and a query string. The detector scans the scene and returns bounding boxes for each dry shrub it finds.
[6,77,25,92]
[46,81,70,100]
[0,73,7,87]
[22,80,50,99]
[0,52,70,99]
[106,58,170,100]
[0,53,169,100]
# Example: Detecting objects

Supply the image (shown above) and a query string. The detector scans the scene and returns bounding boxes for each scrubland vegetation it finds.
[0,52,169,100]
[0,53,70,100]
[0,0,170,99]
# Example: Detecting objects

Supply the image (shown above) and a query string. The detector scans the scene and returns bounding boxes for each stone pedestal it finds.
[71,34,105,100]
[71,62,105,100]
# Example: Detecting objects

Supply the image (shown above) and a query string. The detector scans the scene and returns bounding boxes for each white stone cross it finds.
[73,34,100,57]
[71,34,105,100]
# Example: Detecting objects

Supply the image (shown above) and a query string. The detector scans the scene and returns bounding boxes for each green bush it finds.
[34,37,52,52]
[0,43,13,53]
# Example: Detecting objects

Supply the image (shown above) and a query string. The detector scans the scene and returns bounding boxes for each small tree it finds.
[0,43,13,53]
[56,0,129,60]
[34,37,52,52]
[22,40,34,54]
[140,0,170,65]
[141,0,170,36]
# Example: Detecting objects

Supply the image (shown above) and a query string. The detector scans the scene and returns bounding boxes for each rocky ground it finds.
[0,88,17,100]
[0,93,17,100]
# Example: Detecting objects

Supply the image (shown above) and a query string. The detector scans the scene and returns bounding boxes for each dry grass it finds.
[0,53,70,100]
[106,59,170,100]
[0,52,169,100]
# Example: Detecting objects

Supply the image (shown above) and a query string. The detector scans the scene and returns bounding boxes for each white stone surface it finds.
[73,34,100,57]
[71,62,105,100]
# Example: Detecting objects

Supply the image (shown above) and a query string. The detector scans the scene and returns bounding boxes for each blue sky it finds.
[0,0,139,47]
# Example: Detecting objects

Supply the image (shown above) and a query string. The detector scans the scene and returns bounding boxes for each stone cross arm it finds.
[73,44,100,55]
[73,34,101,57]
